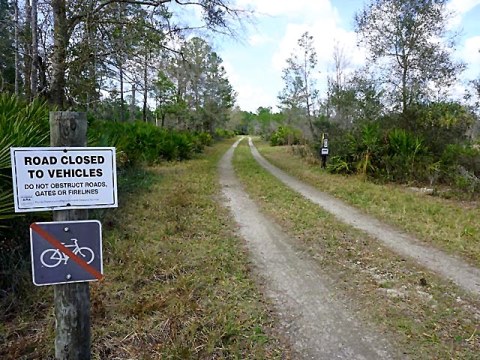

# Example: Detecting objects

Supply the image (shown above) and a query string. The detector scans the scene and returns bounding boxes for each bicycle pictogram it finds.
[40,238,95,268]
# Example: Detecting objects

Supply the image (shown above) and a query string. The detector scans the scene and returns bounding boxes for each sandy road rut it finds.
[219,138,400,359]
[246,138,480,296]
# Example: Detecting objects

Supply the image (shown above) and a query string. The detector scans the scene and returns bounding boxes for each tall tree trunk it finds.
[402,65,408,114]
[119,61,125,121]
[304,64,315,138]
[24,1,32,100]
[400,49,409,115]
[38,24,48,94]
[85,13,96,112]
[51,0,69,109]
[130,84,136,122]
[306,106,315,138]
[143,53,148,122]
[38,55,47,95]
[176,88,184,129]
[31,0,39,98]
[14,0,19,95]
[117,4,125,121]
[91,50,97,112]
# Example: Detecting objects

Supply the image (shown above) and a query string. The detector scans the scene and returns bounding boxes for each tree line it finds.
[265,0,479,138]
[0,0,245,310]
[234,0,480,196]
[0,0,241,132]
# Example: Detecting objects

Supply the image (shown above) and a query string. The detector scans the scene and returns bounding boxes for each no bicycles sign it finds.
[29,220,103,286]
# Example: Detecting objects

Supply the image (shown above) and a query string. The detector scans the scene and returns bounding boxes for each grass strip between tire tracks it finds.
[233,139,480,359]
[1,139,290,359]
[255,140,480,266]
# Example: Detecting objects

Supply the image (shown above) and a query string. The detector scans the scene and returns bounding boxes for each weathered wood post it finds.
[50,112,91,360]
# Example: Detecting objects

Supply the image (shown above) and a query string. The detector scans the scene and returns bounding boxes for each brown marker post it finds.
[50,112,91,360]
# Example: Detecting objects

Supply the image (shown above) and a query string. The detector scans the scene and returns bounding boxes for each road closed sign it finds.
[11,147,118,212]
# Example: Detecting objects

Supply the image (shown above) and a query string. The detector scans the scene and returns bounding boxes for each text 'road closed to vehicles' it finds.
[10,147,118,212]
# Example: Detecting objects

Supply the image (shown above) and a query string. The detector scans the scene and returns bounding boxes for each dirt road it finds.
[246,138,480,296]
[219,138,401,359]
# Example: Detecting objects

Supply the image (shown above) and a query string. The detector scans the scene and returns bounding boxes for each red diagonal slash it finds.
[30,223,103,281]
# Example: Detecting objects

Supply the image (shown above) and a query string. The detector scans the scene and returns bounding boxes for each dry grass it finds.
[255,140,480,266]
[233,140,480,359]
[1,140,290,359]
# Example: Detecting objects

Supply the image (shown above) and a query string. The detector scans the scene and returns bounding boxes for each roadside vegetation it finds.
[254,140,480,266]
[228,0,480,201]
[1,140,290,359]
[0,91,243,359]
[2,0,480,357]
[233,140,480,359]
[0,94,223,313]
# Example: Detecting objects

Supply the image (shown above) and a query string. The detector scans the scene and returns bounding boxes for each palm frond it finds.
[0,94,50,226]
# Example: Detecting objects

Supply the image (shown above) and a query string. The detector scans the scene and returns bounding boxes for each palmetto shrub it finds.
[89,121,209,166]
[0,95,50,308]
[439,144,480,197]
[270,125,303,146]
[0,95,49,223]
[382,128,429,182]
[327,123,432,183]
[214,128,235,139]
[1,99,215,314]
[327,122,383,177]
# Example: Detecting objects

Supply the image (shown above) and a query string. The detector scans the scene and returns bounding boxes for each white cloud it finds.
[460,36,480,79]
[272,23,311,71]
[222,59,277,112]
[271,12,367,89]
[248,33,274,46]
[236,0,336,19]
[225,0,480,110]
[235,83,278,112]
[232,1,359,100]
[461,36,480,60]
[448,0,480,14]
[447,0,480,28]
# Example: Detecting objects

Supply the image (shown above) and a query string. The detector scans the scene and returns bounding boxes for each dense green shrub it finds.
[439,144,480,195]
[89,121,210,166]
[270,126,303,146]
[323,117,480,194]
[0,95,50,309]
[441,144,480,176]
[326,156,355,174]
[326,123,433,183]
[0,95,50,169]
[1,99,214,309]
[325,123,383,177]
[196,131,213,146]
[0,95,50,222]
[214,128,235,139]
[397,102,475,156]
[354,123,383,176]
[382,129,430,182]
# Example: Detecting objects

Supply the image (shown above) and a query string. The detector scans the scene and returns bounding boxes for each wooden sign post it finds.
[50,112,91,360]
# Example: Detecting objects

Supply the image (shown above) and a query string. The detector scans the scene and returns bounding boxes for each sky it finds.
[212,0,480,113]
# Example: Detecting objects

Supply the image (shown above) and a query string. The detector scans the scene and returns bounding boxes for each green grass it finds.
[233,139,480,359]
[1,139,290,359]
[255,140,480,266]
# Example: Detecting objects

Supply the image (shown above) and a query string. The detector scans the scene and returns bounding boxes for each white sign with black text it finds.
[11,147,117,212]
